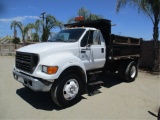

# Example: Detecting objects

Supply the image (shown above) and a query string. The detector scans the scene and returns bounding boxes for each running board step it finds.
[87,71,102,75]
[88,81,104,86]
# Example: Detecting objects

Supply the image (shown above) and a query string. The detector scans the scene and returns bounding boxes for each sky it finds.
[0,0,158,40]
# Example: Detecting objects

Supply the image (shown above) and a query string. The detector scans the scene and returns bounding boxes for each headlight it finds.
[42,66,58,74]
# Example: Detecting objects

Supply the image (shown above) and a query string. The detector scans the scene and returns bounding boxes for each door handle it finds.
[101,48,104,53]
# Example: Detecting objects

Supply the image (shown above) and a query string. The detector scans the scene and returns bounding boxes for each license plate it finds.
[18,77,24,83]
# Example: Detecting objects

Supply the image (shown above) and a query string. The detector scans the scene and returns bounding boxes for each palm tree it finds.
[36,14,63,42]
[116,0,160,72]
[25,23,40,42]
[56,21,64,30]
[11,21,17,38]
[31,33,39,42]
[11,21,34,44]
[67,7,104,23]
[35,19,43,42]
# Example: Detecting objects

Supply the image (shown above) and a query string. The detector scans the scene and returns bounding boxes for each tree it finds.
[11,21,17,38]
[78,7,90,19]
[12,37,20,44]
[116,0,160,72]
[34,19,43,42]
[67,7,104,23]
[25,23,40,42]
[11,21,34,44]
[36,14,63,42]
[31,33,39,42]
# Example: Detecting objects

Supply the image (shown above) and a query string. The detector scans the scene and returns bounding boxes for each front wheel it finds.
[51,73,83,107]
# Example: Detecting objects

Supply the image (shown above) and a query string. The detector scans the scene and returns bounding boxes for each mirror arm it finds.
[86,44,91,50]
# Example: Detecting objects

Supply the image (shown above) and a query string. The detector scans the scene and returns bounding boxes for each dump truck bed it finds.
[109,34,141,60]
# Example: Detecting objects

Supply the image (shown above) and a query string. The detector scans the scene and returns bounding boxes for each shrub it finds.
[12,37,20,44]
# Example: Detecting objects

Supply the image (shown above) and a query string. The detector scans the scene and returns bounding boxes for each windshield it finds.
[48,29,85,42]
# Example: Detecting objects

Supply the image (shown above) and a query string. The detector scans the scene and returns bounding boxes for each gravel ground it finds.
[0,56,159,120]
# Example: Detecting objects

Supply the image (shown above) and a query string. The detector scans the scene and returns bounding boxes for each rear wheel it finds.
[125,61,138,82]
[51,73,83,107]
[118,61,138,82]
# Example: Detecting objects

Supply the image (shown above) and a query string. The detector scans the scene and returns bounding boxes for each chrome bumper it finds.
[13,69,52,92]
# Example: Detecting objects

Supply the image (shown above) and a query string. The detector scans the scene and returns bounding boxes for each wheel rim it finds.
[130,66,136,78]
[63,79,79,100]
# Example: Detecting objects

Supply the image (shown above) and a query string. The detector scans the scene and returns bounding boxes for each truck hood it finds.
[17,42,77,54]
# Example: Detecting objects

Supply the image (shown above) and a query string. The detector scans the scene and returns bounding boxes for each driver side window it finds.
[81,31,89,47]
[80,30,94,47]
[80,30,101,47]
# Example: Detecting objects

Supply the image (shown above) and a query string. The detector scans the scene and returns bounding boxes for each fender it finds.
[32,52,87,83]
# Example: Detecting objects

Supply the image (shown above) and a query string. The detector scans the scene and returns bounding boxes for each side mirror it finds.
[86,44,91,50]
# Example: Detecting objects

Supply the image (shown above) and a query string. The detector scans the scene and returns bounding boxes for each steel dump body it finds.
[110,34,141,60]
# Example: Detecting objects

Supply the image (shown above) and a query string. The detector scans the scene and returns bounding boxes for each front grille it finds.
[16,52,39,73]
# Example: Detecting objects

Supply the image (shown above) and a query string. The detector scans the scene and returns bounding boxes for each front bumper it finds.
[13,69,52,92]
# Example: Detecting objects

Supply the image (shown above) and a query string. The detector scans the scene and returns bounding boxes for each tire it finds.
[118,61,138,82]
[124,61,138,82]
[51,73,83,107]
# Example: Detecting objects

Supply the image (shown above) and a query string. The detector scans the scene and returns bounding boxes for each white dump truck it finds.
[13,18,141,107]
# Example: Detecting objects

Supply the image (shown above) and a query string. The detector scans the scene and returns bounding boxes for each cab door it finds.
[90,30,106,69]
[80,30,106,70]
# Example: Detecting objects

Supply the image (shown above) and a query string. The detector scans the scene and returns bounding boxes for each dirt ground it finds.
[0,56,159,120]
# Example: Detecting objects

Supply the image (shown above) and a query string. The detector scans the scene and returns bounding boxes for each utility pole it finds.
[40,12,46,21]
[40,12,46,42]
[40,12,46,30]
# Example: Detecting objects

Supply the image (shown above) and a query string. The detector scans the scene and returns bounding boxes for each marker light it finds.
[42,66,58,74]
[75,16,84,21]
